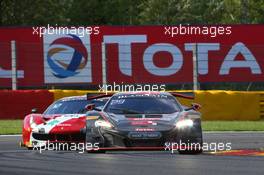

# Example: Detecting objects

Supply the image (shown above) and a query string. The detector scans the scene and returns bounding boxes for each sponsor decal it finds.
[57,123,72,127]
[2,26,264,87]
[135,128,155,131]
[35,117,74,133]
[43,30,92,83]
[128,118,161,121]
[128,131,161,139]
[131,120,157,126]
[47,119,59,126]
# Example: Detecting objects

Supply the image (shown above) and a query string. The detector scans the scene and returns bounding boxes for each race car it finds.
[85,91,203,154]
[21,95,109,149]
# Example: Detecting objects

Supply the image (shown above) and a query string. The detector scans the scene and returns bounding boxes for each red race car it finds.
[21,95,109,149]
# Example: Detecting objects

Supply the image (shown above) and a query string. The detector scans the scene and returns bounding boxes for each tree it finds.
[0,0,264,26]
[67,0,143,25]
[247,0,264,23]
[0,0,71,26]
[138,0,241,25]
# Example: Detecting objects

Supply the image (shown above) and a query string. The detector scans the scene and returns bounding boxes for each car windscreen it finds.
[104,95,181,114]
[43,99,88,115]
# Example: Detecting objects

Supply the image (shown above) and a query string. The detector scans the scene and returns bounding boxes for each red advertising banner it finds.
[0,25,264,88]
[0,28,43,87]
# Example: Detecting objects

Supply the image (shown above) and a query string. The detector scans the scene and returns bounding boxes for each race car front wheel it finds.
[177,120,203,154]
[85,120,106,153]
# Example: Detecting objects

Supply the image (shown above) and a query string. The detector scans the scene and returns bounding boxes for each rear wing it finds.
[169,92,194,99]
[86,93,114,100]
[87,91,194,100]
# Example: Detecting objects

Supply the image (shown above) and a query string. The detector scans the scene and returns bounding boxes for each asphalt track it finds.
[0,132,264,175]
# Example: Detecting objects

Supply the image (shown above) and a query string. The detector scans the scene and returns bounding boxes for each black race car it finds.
[85,91,203,154]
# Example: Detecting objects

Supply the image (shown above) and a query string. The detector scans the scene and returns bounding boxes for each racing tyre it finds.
[85,121,106,153]
[177,119,203,155]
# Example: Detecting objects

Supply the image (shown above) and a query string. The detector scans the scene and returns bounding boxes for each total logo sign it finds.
[43,31,92,83]
[104,35,261,77]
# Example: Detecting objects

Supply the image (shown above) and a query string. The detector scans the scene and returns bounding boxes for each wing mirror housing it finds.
[85,104,101,111]
[86,104,95,111]
[185,103,201,111]
[191,103,201,111]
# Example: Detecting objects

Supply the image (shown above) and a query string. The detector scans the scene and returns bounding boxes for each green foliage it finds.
[138,0,246,24]
[0,0,263,26]
[0,0,71,26]
[202,121,264,131]
[68,0,142,25]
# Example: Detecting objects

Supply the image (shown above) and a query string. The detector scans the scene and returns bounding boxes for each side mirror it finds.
[31,108,38,113]
[191,103,201,111]
[85,104,102,111]
[86,104,95,111]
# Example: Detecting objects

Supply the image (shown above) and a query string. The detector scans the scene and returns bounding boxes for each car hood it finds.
[32,114,86,134]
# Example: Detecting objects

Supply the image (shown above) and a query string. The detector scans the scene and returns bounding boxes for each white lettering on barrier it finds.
[103,35,147,76]
[0,66,24,78]
[220,42,261,75]
[103,34,261,77]
[143,43,183,76]
[185,43,220,75]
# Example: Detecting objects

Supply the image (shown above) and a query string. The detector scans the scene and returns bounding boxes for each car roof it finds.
[59,92,172,102]
[60,95,87,101]
[113,91,171,97]
[60,95,110,101]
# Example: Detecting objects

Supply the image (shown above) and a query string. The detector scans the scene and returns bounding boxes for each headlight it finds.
[175,119,194,128]
[94,120,113,128]
[29,116,37,128]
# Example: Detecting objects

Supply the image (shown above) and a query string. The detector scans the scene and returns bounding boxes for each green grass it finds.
[0,120,22,135]
[202,121,264,131]
[0,120,264,134]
